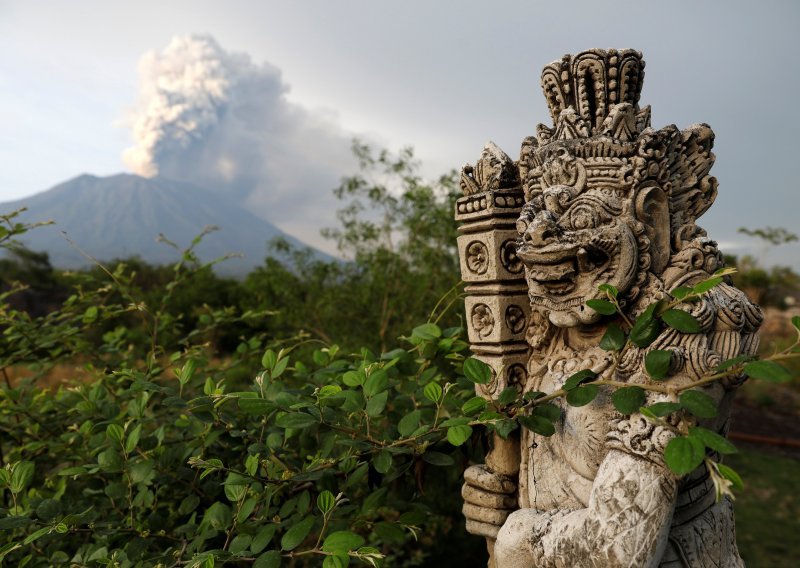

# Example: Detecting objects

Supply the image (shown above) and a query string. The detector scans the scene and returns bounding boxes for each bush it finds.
[0,319,485,567]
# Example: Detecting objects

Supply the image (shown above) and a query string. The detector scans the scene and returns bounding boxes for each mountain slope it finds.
[0,173,321,275]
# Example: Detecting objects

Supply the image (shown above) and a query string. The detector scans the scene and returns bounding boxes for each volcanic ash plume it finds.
[123,34,256,178]
[121,34,353,246]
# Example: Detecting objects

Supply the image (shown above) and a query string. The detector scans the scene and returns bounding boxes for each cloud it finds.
[121,34,355,250]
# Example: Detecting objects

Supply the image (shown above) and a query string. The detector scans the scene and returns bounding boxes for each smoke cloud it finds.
[122,34,355,250]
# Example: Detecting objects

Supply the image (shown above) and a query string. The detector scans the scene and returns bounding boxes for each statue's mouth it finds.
[518,243,610,296]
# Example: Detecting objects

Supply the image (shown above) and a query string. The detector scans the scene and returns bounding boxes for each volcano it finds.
[0,173,323,275]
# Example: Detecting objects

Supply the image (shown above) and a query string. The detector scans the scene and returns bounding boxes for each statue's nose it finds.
[543,185,573,214]
[523,214,560,247]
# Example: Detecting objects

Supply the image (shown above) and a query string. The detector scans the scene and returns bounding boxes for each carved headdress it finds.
[522,49,718,259]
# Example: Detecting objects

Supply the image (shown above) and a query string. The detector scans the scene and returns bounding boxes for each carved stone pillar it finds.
[455,187,529,399]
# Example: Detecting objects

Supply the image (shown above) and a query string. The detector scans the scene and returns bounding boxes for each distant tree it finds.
[727,226,800,307]
[243,141,464,353]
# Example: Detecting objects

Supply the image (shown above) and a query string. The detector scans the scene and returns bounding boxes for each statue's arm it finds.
[495,421,678,568]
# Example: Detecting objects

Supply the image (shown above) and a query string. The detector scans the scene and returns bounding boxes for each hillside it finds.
[0,173,323,275]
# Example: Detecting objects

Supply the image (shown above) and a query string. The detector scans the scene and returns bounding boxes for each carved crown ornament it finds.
[459,48,724,329]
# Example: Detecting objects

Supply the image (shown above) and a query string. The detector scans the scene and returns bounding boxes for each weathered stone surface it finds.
[456,49,762,567]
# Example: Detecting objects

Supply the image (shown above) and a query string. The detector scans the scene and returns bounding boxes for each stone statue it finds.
[455,49,762,567]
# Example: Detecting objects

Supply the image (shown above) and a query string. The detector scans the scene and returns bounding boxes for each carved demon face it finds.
[515,144,644,328]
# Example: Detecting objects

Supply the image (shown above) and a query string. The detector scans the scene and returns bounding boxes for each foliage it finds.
[726,226,800,308]
[725,449,800,567]
[737,226,798,246]
[2,159,800,565]
[0,306,484,566]
[316,141,463,351]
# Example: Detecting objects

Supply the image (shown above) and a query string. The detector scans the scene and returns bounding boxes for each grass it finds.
[729,448,800,567]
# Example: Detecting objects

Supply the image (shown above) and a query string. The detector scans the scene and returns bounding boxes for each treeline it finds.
[0,146,489,567]
[0,144,464,366]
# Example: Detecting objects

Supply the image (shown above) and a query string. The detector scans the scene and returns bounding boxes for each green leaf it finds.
[373,450,392,474]
[361,488,387,513]
[791,315,800,332]
[238,497,258,523]
[322,531,365,553]
[276,412,318,429]
[518,414,556,436]
[715,354,755,371]
[374,521,405,542]
[0,516,32,530]
[253,550,282,568]
[397,410,422,437]
[125,423,142,453]
[493,419,519,439]
[251,525,277,554]
[692,276,723,294]
[57,466,87,477]
[317,490,335,514]
[0,543,22,563]
[565,384,599,407]
[563,369,596,391]
[106,424,124,444]
[422,451,455,466]
[23,526,51,545]
[323,555,349,568]
[496,387,518,407]
[744,360,793,383]
[447,424,473,446]
[178,359,196,385]
[532,403,561,422]
[664,436,705,475]
[612,386,646,414]
[230,534,252,554]
[598,283,618,298]
[223,472,249,502]
[398,511,425,525]
[679,390,718,419]
[130,459,155,484]
[461,396,487,416]
[272,357,289,379]
[629,303,663,348]
[262,349,277,370]
[318,385,342,398]
[83,305,99,323]
[670,286,692,300]
[423,382,443,403]
[439,417,470,427]
[586,299,617,315]
[645,401,682,417]
[689,427,737,455]
[599,323,626,351]
[645,349,672,380]
[412,323,442,341]
[281,515,316,551]
[363,369,389,397]
[716,463,744,491]
[10,461,34,494]
[342,370,366,387]
[463,358,493,385]
[661,309,701,333]
[366,391,389,417]
[239,398,272,415]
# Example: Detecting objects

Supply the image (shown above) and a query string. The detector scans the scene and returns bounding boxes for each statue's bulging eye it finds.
[570,206,596,230]
[516,218,529,235]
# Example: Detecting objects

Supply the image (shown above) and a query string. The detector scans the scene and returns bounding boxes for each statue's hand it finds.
[462,464,518,539]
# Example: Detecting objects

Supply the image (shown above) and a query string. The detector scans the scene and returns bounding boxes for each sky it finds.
[1,0,799,264]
